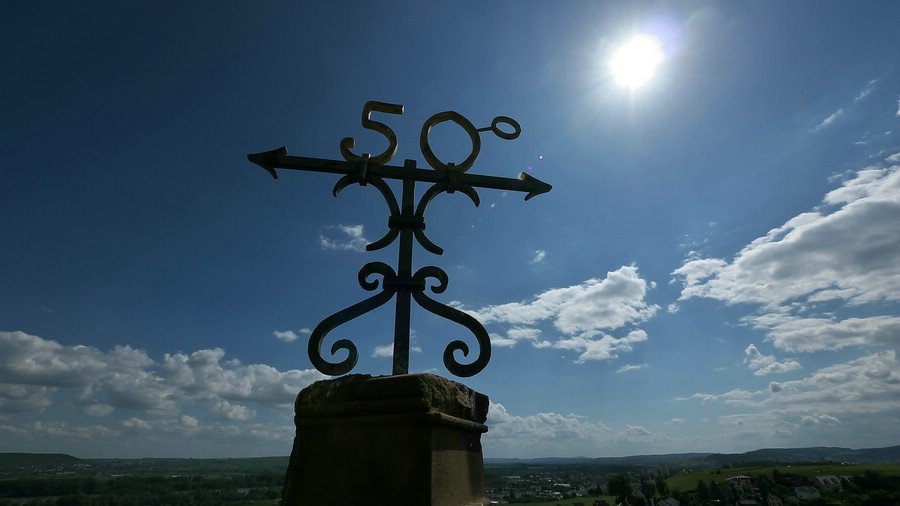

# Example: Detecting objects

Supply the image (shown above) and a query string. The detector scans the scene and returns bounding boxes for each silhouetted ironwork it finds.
[249,101,551,377]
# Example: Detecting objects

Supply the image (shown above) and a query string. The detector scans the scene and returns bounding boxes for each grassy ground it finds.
[666,463,900,492]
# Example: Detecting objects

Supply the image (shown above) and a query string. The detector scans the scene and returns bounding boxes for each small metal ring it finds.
[490,116,521,140]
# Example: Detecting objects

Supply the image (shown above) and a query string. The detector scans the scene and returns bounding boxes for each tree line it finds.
[0,473,282,506]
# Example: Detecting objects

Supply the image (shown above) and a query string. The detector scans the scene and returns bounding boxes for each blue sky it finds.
[2,1,900,459]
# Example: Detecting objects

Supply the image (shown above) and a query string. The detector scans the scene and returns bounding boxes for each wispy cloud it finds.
[485,402,674,457]
[811,108,844,132]
[530,250,547,264]
[854,79,877,101]
[616,363,647,374]
[319,224,368,252]
[675,350,898,447]
[486,401,609,456]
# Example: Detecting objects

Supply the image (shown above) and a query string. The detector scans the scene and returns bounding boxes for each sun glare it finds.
[609,35,664,89]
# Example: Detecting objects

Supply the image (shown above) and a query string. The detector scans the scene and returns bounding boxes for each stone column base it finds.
[282,373,491,506]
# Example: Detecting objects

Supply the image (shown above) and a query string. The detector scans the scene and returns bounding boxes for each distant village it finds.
[484,462,899,505]
[1,454,898,505]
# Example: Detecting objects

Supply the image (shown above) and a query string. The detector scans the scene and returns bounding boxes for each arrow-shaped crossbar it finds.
[248,146,552,200]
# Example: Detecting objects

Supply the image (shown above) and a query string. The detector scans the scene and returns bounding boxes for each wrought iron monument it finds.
[249,101,551,378]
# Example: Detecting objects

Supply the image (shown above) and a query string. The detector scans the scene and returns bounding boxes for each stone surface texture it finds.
[282,373,490,506]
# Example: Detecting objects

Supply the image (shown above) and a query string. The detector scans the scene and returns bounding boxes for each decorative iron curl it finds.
[412,180,480,255]
[307,262,397,375]
[411,266,491,377]
[332,165,402,252]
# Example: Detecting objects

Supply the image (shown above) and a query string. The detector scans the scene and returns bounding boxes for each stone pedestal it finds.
[282,373,491,506]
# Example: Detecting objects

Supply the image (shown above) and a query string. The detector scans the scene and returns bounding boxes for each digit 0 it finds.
[419,111,481,172]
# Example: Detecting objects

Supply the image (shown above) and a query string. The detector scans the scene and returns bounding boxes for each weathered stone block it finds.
[282,373,490,506]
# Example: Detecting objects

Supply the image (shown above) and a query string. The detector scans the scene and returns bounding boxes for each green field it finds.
[514,496,616,506]
[666,463,900,492]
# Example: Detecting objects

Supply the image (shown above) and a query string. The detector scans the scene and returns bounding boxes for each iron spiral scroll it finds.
[248,101,551,378]
[307,262,490,378]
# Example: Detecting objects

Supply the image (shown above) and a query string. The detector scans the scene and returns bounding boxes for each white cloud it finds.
[273,330,299,342]
[0,383,54,416]
[30,421,118,440]
[466,266,657,332]
[616,363,647,374]
[488,402,605,439]
[744,314,900,353]
[487,327,550,349]
[670,258,726,289]
[458,266,658,363]
[121,417,152,430]
[754,361,802,376]
[0,331,326,416]
[488,333,518,348]
[160,348,325,408]
[673,166,900,353]
[3,416,296,458]
[674,388,760,405]
[319,224,368,252]
[667,418,685,425]
[212,400,256,421]
[557,330,648,364]
[743,344,802,376]
[676,351,900,446]
[811,108,844,132]
[83,403,114,417]
[800,413,841,426]
[624,424,652,437]
[887,152,900,164]
[0,331,330,457]
[0,331,150,388]
[372,344,393,358]
[530,250,547,264]
[372,342,421,358]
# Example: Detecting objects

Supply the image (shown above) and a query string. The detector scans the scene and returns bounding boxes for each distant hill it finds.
[0,453,84,470]
[5,444,898,473]
[705,445,900,466]
[485,445,900,469]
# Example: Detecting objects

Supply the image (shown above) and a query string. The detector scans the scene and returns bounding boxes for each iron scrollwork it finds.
[248,101,550,378]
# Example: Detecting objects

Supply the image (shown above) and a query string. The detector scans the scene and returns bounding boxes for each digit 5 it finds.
[340,101,404,164]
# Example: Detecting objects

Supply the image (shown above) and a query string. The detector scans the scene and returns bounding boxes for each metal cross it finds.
[249,101,551,378]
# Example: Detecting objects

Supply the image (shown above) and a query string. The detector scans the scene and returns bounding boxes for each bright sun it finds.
[609,34,664,89]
